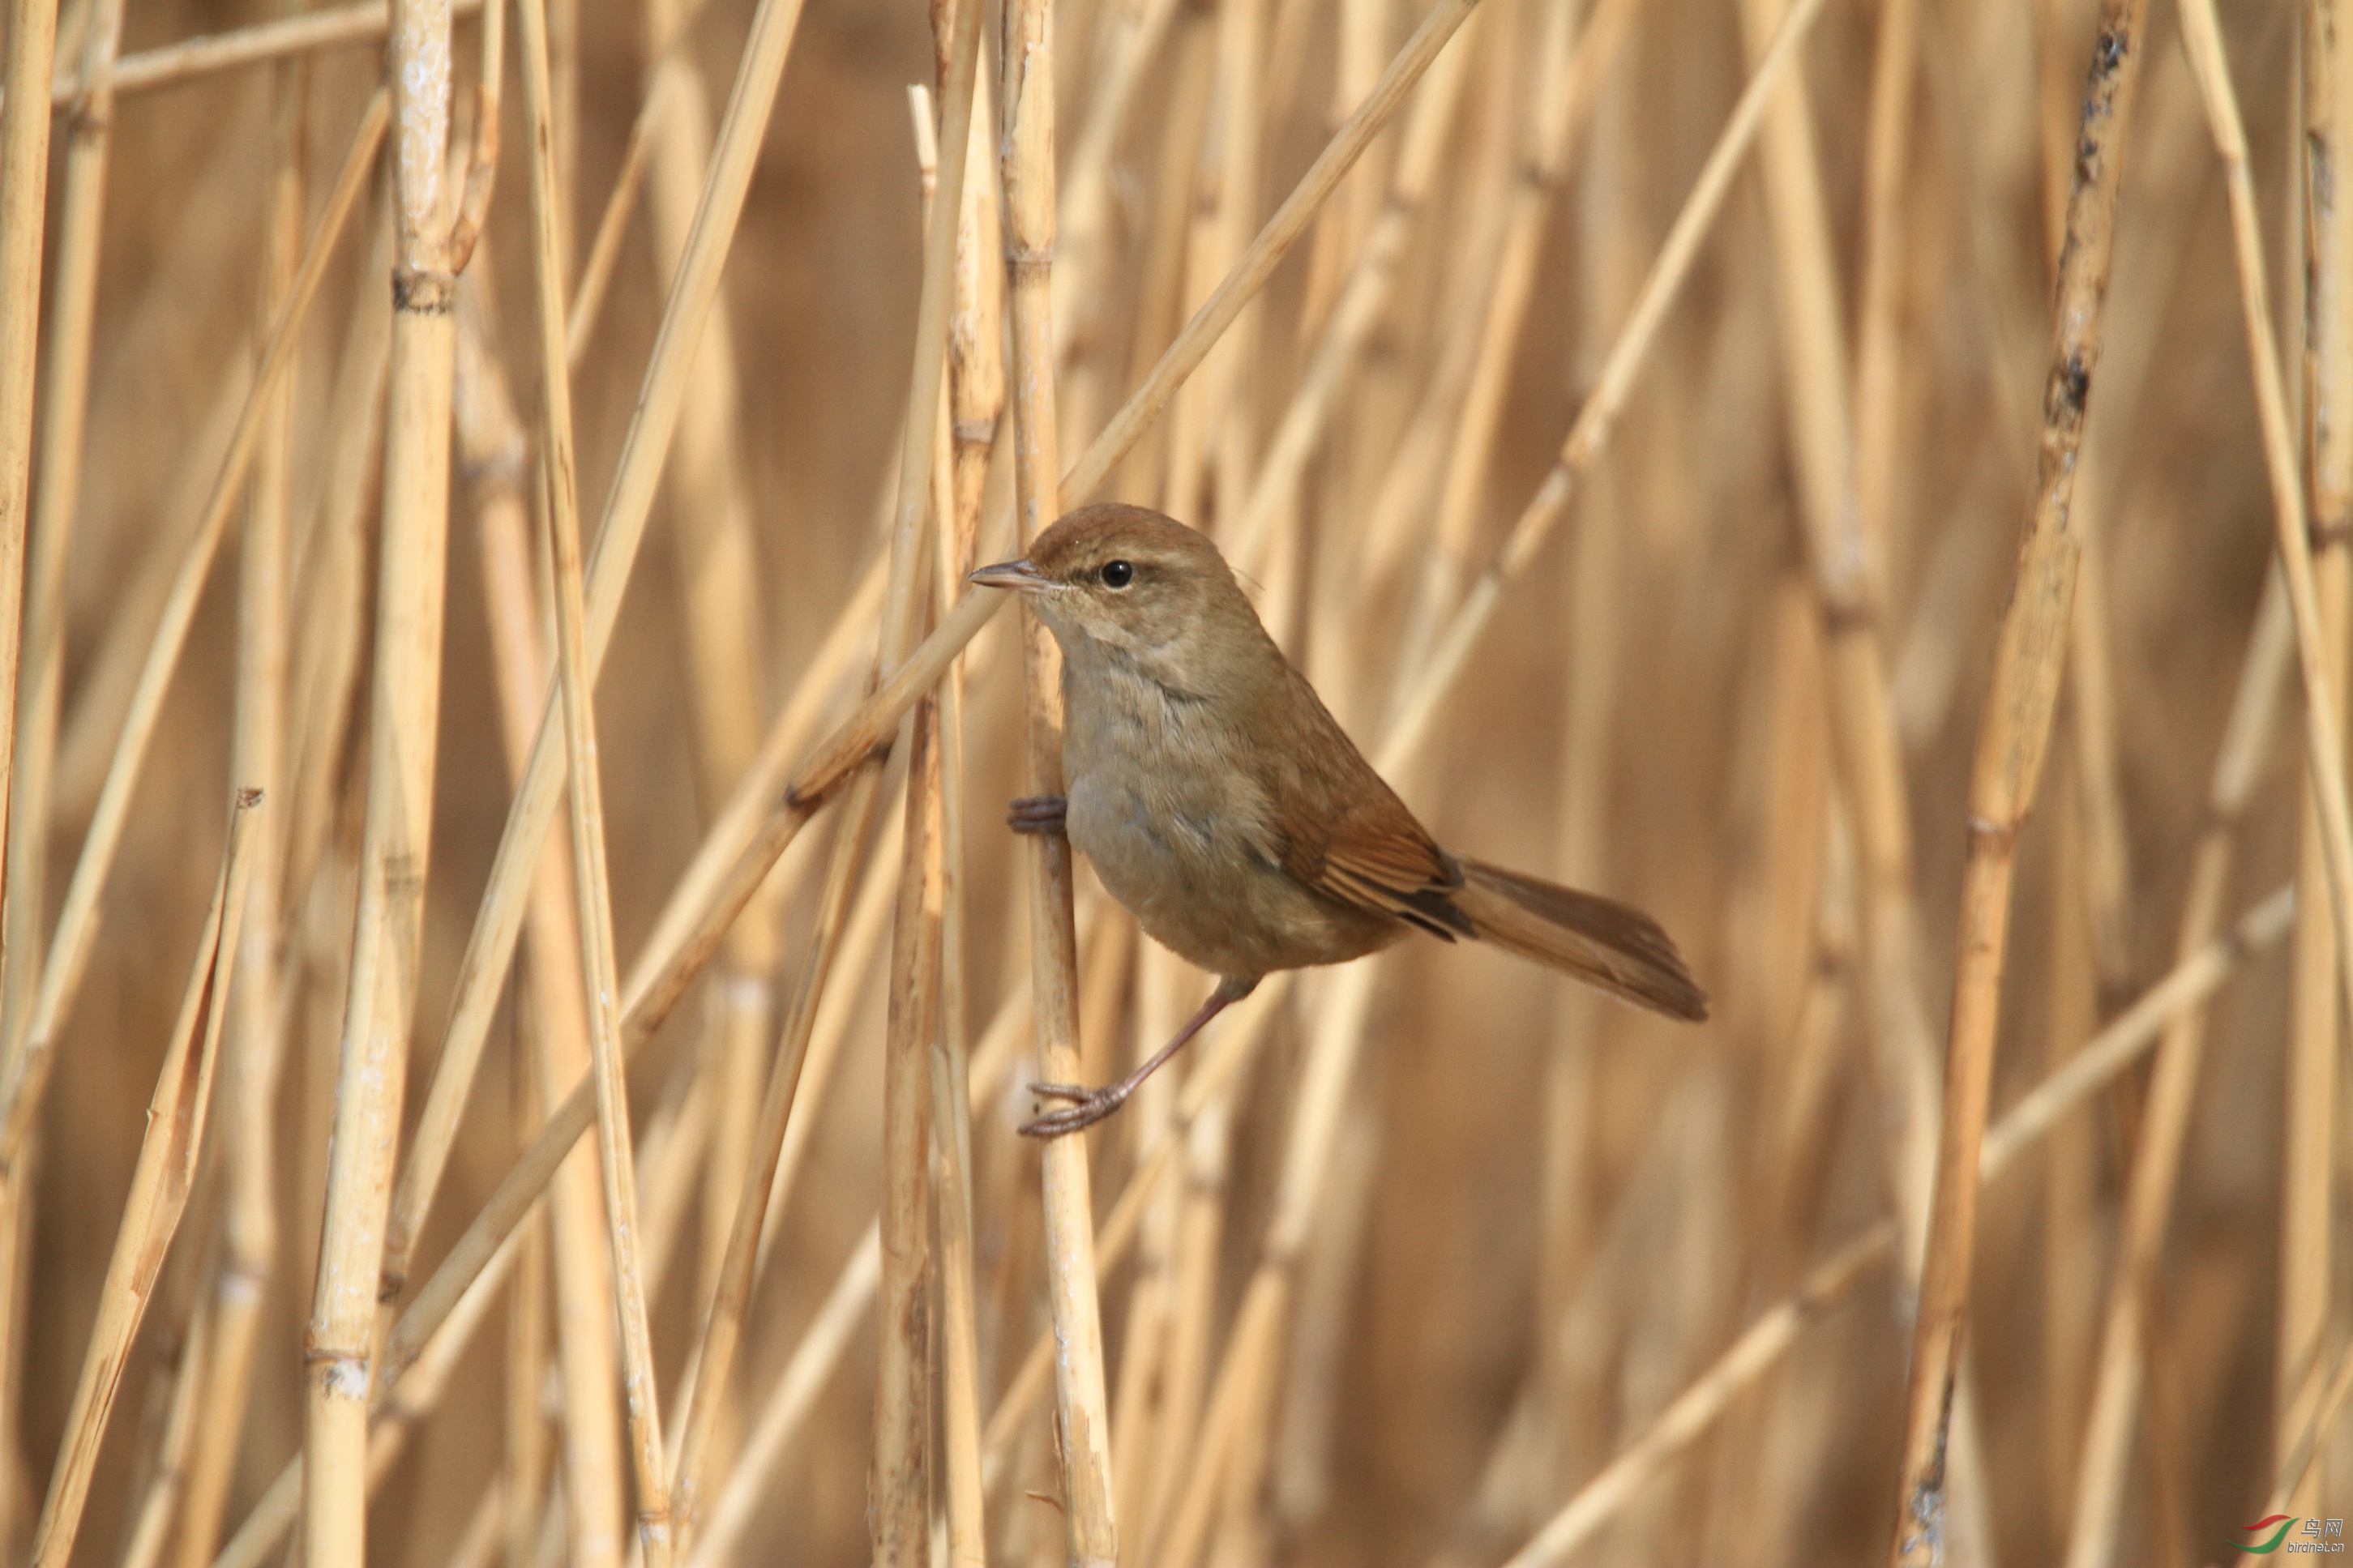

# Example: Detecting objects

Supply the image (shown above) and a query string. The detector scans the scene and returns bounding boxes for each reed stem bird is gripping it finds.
[973,504,1706,1137]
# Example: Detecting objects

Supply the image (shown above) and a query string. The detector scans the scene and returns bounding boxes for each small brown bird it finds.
[971,503,1706,1137]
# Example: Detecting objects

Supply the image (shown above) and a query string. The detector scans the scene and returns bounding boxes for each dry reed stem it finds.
[503,1009,553,1568]
[866,7,984,1556]
[0,87,390,1172]
[2058,553,2297,1553]
[211,1218,528,1568]
[0,11,60,1122]
[36,0,486,103]
[513,0,675,1553]
[383,0,818,1298]
[1852,0,1919,566]
[1887,6,2150,1561]
[301,0,466,1552]
[2180,0,2353,1061]
[382,60,747,1290]
[933,62,1002,1568]
[685,951,1043,1565]
[172,21,309,1564]
[0,0,125,1500]
[1738,0,1994,1549]
[0,0,65,1247]
[1504,882,2295,1568]
[27,788,261,1568]
[876,705,944,1568]
[978,987,1285,1497]
[1063,0,1483,507]
[6,0,126,1070]
[1221,0,1481,567]
[2282,0,2353,1519]
[564,59,677,373]
[665,774,889,1545]
[998,0,1120,1553]
[1380,0,1831,765]
[1506,1226,1895,1568]
[456,276,631,1568]
[631,2,776,1498]
[1414,0,1632,615]
[689,1236,880,1566]
[115,1283,215,1568]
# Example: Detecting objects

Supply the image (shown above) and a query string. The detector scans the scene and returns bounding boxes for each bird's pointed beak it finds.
[968,558,1046,593]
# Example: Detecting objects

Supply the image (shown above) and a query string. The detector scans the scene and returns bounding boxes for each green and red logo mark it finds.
[2241,1517,2301,1554]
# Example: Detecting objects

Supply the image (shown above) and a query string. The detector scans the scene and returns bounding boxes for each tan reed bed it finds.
[4,0,2353,1564]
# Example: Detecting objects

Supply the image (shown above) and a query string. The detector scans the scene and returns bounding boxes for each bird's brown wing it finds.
[1256,668,1471,941]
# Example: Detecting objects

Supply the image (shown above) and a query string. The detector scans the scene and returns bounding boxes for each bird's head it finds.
[969,503,1265,686]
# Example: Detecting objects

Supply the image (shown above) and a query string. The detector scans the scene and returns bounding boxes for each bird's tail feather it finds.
[1451,858,1708,1022]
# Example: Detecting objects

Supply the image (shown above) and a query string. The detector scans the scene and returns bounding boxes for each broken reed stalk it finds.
[0,87,389,1173]
[27,788,263,1568]
[300,1,464,1558]
[1888,6,2151,1563]
[1504,883,2296,1568]
[999,0,1121,1555]
[2281,0,2353,1519]
[512,0,675,1556]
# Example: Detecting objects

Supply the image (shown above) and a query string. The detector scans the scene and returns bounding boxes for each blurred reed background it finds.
[0,0,2340,1562]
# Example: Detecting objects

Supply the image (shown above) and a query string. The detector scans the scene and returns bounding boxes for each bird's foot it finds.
[1007,795,1067,836]
[1019,1080,1127,1139]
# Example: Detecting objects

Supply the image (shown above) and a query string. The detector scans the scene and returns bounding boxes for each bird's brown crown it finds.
[1026,502,1235,589]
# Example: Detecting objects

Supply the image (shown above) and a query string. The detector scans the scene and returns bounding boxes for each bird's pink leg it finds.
[1020,975,1260,1139]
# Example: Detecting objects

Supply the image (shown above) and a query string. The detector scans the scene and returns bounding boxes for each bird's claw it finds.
[1019,1082,1124,1138]
[1007,795,1067,837]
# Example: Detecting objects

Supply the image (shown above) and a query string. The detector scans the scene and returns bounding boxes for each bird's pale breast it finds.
[1059,643,1401,980]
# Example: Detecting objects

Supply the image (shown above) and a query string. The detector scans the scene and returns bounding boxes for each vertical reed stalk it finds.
[634,6,776,1505]
[456,279,630,1568]
[512,0,674,1553]
[0,0,61,1141]
[1000,0,1119,1555]
[1889,6,2151,1561]
[301,0,464,1549]
[174,18,307,1564]
[2282,0,2353,1519]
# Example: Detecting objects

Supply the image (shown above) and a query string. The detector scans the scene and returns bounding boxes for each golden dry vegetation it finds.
[0,0,2341,1563]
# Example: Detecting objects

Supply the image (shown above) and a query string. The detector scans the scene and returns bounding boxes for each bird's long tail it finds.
[1450,857,1709,1022]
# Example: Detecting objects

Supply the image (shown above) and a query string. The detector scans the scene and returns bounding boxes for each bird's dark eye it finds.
[1099,559,1135,589]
